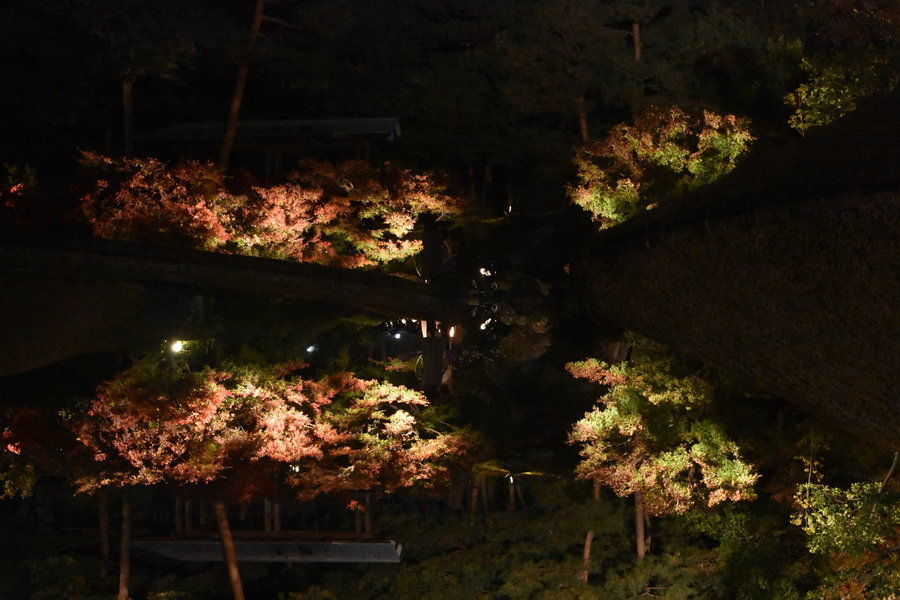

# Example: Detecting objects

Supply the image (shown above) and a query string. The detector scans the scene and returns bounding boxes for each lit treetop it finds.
[71,358,475,503]
[567,354,758,516]
[569,105,753,228]
[79,154,465,268]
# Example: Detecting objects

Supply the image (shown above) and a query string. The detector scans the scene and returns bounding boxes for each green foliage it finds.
[790,480,900,600]
[786,56,894,133]
[569,106,753,227]
[286,479,631,600]
[793,481,898,556]
[0,460,36,499]
[568,353,758,515]
[785,0,898,134]
[28,556,89,600]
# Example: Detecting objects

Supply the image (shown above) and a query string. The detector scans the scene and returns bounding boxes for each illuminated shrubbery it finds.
[569,106,753,228]
[79,154,464,268]
[567,354,758,516]
[72,358,476,503]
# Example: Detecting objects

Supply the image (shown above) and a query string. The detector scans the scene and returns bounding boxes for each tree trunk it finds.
[634,491,646,561]
[117,498,131,600]
[214,500,245,600]
[99,492,110,576]
[218,0,267,172]
[121,76,135,156]
[592,481,601,503]
[580,530,594,583]
[632,21,642,62]
[577,95,590,143]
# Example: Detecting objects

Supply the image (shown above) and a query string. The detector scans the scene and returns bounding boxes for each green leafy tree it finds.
[793,479,900,599]
[569,105,753,227]
[785,0,898,133]
[567,353,758,559]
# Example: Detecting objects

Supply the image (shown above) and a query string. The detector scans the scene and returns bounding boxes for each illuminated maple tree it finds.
[567,352,758,560]
[71,358,475,501]
[79,154,464,268]
[569,105,753,228]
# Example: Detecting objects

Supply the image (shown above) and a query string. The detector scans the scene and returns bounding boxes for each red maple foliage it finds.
[71,359,476,504]
[79,154,464,268]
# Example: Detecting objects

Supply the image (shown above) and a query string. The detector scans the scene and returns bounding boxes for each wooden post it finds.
[508,476,516,511]
[214,500,245,600]
[184,499,192,533]
[264,498,272,533]
[468,485,479,525]
[479,474,490,523]
[593,481,601,503]
[364,492,373,534]
[117,498,131,600]
[273,500,282,533]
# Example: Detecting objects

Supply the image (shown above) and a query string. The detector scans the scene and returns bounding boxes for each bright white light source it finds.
[449,326,456,338]
[170,340,184,353]
[306,345,317,353]
[393,332,402,339]
[479,267,492,276]
[479,318,492,331]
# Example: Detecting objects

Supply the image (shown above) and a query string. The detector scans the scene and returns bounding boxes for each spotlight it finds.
[170,340,184,353]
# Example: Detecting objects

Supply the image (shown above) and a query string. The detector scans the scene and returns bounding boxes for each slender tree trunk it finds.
[214,500,245,600]
[634,491,646,561]
[580,530,594,583]
[632,21,642,62]
[117,498,131,600]
[508,476,516,510]
[593,481,601,503]
[218,0,267,172]
[468,484,479,525]
[98,492,110,576]
[364,491,373,534]
[879,451,898,493]
[121,76,135,156]
[577,95,590,143]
